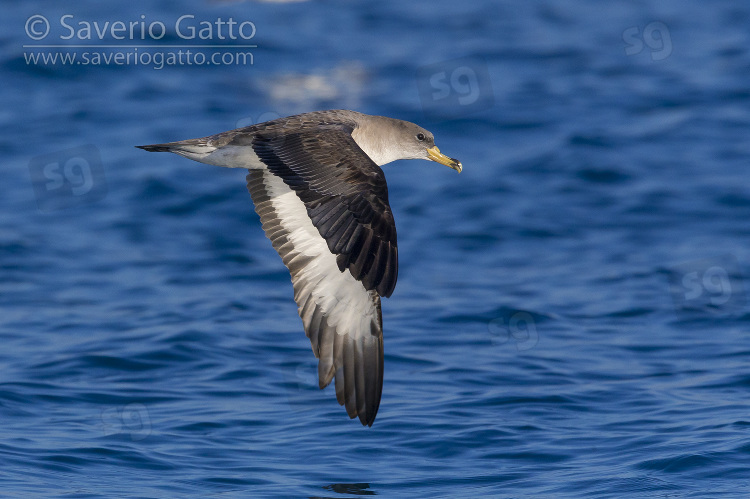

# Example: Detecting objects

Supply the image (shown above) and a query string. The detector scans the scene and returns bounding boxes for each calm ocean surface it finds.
[3,1,750,497]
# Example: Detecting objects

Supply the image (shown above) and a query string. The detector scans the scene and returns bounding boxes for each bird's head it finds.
[352,116,462,172]
[396,122,462,173]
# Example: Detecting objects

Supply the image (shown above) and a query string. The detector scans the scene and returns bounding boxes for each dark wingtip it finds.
[355,411,376,427]
[135,144,172,152]
[365,413,376,427]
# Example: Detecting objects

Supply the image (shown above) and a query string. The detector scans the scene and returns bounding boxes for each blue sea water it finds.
[3,0,750,496]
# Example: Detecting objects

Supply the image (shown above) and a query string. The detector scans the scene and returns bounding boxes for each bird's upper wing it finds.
[245,126,398,297]
[244,126,398,426]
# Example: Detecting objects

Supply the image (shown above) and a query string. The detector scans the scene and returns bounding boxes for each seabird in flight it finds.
[136,110,461,426]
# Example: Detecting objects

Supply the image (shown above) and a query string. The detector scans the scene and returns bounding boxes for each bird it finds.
[136,110,461,426]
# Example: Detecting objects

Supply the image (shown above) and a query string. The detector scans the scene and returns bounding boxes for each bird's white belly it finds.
[180,145,267,170]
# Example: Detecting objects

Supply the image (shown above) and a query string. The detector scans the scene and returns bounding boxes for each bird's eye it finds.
[416,133,425,141]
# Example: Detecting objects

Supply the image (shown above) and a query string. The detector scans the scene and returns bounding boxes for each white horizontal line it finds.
[23,45,257,48]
